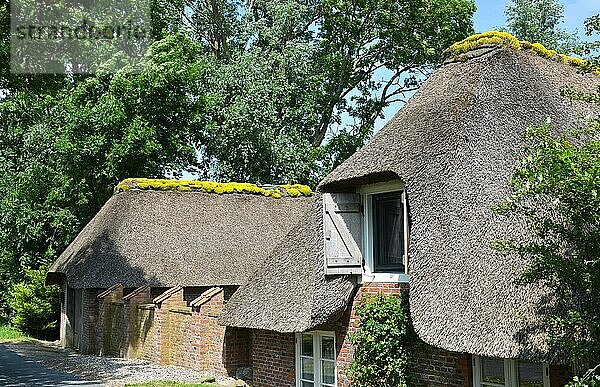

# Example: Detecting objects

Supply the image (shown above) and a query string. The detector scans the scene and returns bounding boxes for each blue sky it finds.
[474,0,600,36]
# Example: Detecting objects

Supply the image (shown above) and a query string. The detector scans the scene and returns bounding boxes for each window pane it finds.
[518,361,544,387]
[301,382,314,387]
[321,360,335,384]
[481,357,505,384]
[301,357,314,381]
[321,335,335,360]
[302,334,313,357]
[373,192,404,272]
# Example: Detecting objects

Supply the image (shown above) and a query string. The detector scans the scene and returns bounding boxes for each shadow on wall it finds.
[512,290,570,365]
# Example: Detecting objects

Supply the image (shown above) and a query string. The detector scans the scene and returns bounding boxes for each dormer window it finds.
[323,180,408,282]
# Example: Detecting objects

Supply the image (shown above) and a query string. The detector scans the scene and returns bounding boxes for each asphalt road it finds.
[0,344,104,387]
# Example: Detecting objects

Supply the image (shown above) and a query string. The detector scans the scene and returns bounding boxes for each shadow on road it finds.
[0,344,104,387]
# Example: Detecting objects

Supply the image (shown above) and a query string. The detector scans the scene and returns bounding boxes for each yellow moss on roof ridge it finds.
[114,178,313,198]
[445,31,592,71]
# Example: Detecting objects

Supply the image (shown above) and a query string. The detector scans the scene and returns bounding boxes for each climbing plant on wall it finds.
[348,293,416,387]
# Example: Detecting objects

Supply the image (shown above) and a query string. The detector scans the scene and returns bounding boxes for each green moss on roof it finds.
[445,31,590,70]
[114,178,313,198]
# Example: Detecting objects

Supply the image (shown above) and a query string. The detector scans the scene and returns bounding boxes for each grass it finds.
[0,324,30,342]
[125,382,217,387]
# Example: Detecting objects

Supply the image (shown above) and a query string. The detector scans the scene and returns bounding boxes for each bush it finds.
[567,366,600,387]
[8,267,59,340]
[348,293,415,387]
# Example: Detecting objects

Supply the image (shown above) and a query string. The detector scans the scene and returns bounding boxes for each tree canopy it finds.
[0,0,476,333]
[504,0,577,53]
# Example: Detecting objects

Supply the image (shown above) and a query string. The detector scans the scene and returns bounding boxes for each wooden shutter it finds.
[323,193,363,275]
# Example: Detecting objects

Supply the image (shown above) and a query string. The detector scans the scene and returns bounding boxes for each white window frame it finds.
[472,355,550,387]
[295,331,337,387]
[359,181,409,283]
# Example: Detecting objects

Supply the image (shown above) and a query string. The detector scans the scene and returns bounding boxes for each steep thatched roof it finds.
[219,195,357,332]
[48,187,312,288]
[320,45,599,362]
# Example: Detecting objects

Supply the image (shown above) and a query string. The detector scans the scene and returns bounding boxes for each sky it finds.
[473,0,600,36]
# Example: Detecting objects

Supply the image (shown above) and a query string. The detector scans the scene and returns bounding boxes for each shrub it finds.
[567,366,600,387]
[348,293,415,387]
[8,267,59,340]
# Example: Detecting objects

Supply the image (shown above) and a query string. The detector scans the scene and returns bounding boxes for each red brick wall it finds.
[317,282,471,387]
[80,282,572,387]
[150,285,249,376]
[81,289,101,354]
[123,286,156,361]
[413,346,472,386]
[251,329,296,387]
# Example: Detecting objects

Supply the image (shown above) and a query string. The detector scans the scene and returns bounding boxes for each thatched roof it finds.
[219,195,357,332]
[320,45,599,362]
[48,188,311,288]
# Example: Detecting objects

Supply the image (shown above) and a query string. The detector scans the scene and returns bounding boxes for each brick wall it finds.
[74,281,572,387]
[317,282,471,387]
[251,329,296,387]
[80,289,101,354]
[124,286,156,361]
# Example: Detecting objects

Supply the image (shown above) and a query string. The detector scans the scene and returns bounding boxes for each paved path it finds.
[0,344,104,387]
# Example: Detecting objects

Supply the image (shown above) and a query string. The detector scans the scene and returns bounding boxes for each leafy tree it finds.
[504,0,577,53]
[8,267,59,339]
[348,293,416,386]
[174,0,477,184]
[0,32,209,323]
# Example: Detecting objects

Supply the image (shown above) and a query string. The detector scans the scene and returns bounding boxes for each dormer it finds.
[323,176,409,283]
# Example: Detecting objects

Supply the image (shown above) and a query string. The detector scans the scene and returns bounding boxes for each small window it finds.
[473,356,549,387]
[360,181,409,282]
[296,332,336,387]
[372,191,405,273]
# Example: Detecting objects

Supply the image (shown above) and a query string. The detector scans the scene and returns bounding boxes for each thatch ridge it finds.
[320,47,599,362]
[114,178,313,198]
[219,194,356,332]
[445,31,588,70]
[49,189,311,289]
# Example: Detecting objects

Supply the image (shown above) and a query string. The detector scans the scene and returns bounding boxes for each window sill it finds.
[360,272,409,283]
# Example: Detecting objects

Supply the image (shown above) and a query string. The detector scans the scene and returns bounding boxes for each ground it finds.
[0,340,239,387]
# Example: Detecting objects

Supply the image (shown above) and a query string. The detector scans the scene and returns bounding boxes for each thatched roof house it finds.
[48,180,313,288]
[318,36,599,363]
[47,32,600,386]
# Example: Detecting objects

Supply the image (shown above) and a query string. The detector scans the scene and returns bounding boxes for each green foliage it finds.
[0,0,476,334]
[495,120,600,370]
[7,267,59,339]
[0,324,28,341]
[566,366,600,386]
[504,0,578,54]
[174,0,477,184]
[0,32,207,327]
[348,293,415,387]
